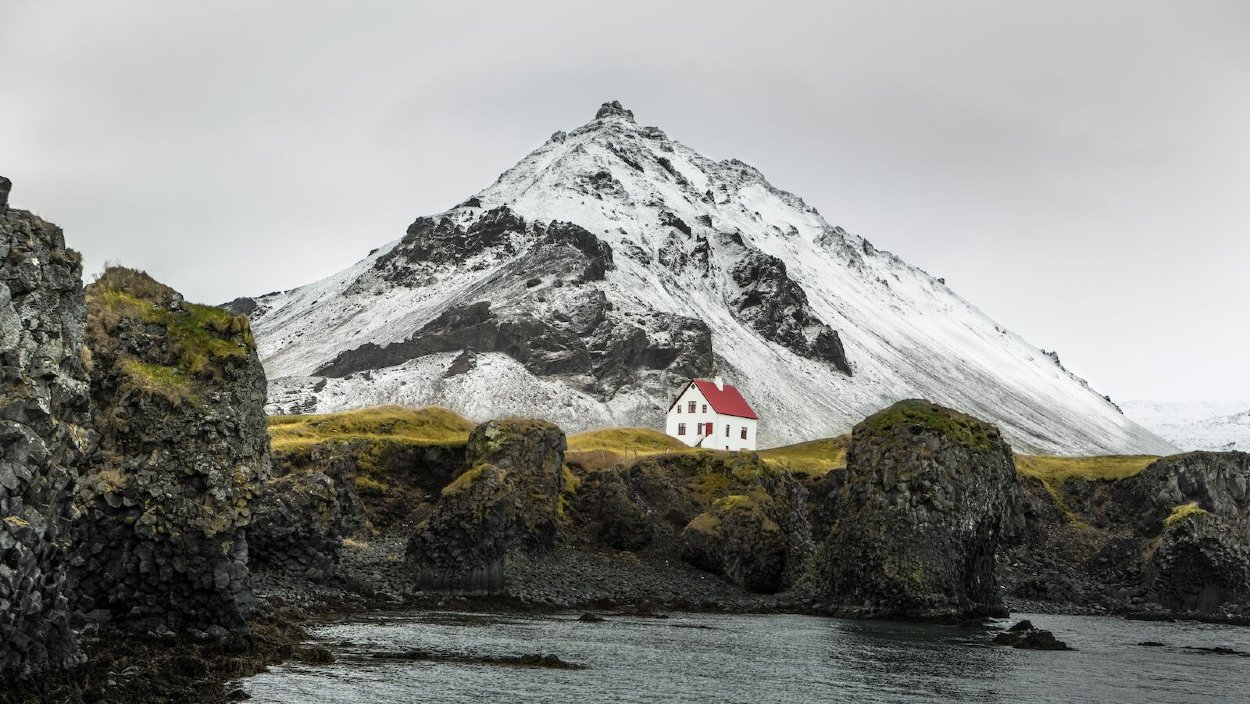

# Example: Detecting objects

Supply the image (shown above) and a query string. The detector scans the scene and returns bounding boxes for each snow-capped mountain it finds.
[244,101,1175,456]
[1121,400,1250,452]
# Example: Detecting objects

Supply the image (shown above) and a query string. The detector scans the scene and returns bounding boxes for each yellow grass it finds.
[268,404,475,452]
[757,435,850,475]
[566,427,687,454]
[1165,501,1209,527]
[1014,454,1159,484]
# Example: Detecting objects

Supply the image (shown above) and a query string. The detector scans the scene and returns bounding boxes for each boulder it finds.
[993,622,1073,650]
[681,494,787,594]
[250,471,343,580]
[816,400,1023,620]
[406,463,511,594]
[0,201,91,677]
[465,419,566,550]
[1144,508,1250,613]
[67,267,270,635]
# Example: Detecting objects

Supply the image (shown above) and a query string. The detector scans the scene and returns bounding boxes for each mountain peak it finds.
[594,100,635,122]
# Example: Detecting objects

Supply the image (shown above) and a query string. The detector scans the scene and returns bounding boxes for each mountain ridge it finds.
[245,101,1175,456]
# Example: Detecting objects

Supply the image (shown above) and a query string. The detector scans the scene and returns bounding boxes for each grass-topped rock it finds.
[406,419,568,594]
[816,399,1022,621]
[69,267,270,636]
[267,405,472,532]
[1144,507,1250,613]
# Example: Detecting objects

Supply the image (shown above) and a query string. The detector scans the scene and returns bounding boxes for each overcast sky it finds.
[2,0,1246,404]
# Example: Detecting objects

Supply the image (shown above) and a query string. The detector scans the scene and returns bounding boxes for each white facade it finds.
[664,380,758,451]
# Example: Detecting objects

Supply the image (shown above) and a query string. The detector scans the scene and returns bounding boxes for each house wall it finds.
[665,383,758,451]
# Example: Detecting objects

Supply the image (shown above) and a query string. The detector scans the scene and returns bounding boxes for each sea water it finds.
[241,611,1250,703]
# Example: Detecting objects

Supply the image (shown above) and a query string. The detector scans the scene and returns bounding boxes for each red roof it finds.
[691,379,758,420]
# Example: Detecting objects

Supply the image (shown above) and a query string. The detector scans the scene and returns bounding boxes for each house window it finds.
[678,423,686,436]
[702,404,708,413]
[740,427,748,440]
[676,405,681,413]
[725,424,730,437]
[688,401,696,413]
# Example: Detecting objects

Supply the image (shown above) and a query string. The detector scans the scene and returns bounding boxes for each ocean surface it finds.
[241,611,1250,703]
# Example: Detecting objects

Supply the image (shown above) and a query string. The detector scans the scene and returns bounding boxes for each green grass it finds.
[88,267,254,396]
[757,435,849,475]
[268,404,475,453]
[860,399,997,450]
[120,359,194,402]
[1165,501,1209,527]
[1014,454,1159,484]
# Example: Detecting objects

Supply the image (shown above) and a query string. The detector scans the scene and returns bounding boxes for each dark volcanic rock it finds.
[0,175,11,211]
[406,419,567,592]
[993,623,1073,650]
[595,100,635,122]
[1107,452,1250,537]
[726,248,851,374]
[0,202,91,677]
[406,464,511,594]
[68,268,270,635]
[1144,509,1250,613]
[250,471,343,580]
[465,419,567,551]
[315,301,591,379]
[681,494,787,594]
[816,400,1022,621]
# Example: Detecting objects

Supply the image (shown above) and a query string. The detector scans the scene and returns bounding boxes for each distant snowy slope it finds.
[1122,400,1250,451]
[246,101,1175,456]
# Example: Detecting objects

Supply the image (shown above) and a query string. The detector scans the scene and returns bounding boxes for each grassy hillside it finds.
[1013,454,1159,484]
[268,405,475,452]
[757,436,850,475]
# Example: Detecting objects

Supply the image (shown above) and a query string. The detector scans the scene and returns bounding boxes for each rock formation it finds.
[406,419,566,592]
[67,267,270,635]
[250,471,344,580]
[816,400,1023,620]
[1143,507,1249,613]
[0,186,91,677]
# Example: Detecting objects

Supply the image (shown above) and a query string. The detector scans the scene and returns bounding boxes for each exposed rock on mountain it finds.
[68,267,270,635]
[817,400,1022,620]
[0,192,91,678]
[250,102,1173,456]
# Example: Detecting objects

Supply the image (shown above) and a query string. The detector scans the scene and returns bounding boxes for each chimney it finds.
[714,375,724,391]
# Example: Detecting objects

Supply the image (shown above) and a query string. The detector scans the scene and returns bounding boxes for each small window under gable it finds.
[702,404,708,413]
[676,405,681,413]
[688,401,696,413]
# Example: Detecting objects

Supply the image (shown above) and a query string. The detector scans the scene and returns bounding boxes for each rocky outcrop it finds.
[406,463,511,594]
[681,494,787,594]
[406,419,567,592]
[464,419,566,550]
[0,195,91,677]
[1107,452,1250,536]
[726,246,852,375]
[993,620,1073,650]
[1144,508,1249,613]
[816,400,1022,620]
[250,472,343,580]
[67,268,270,635]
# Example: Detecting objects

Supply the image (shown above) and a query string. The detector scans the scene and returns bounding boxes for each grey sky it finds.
[2,0,1246,403]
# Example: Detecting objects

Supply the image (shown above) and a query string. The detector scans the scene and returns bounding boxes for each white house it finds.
[665,376,759,451]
